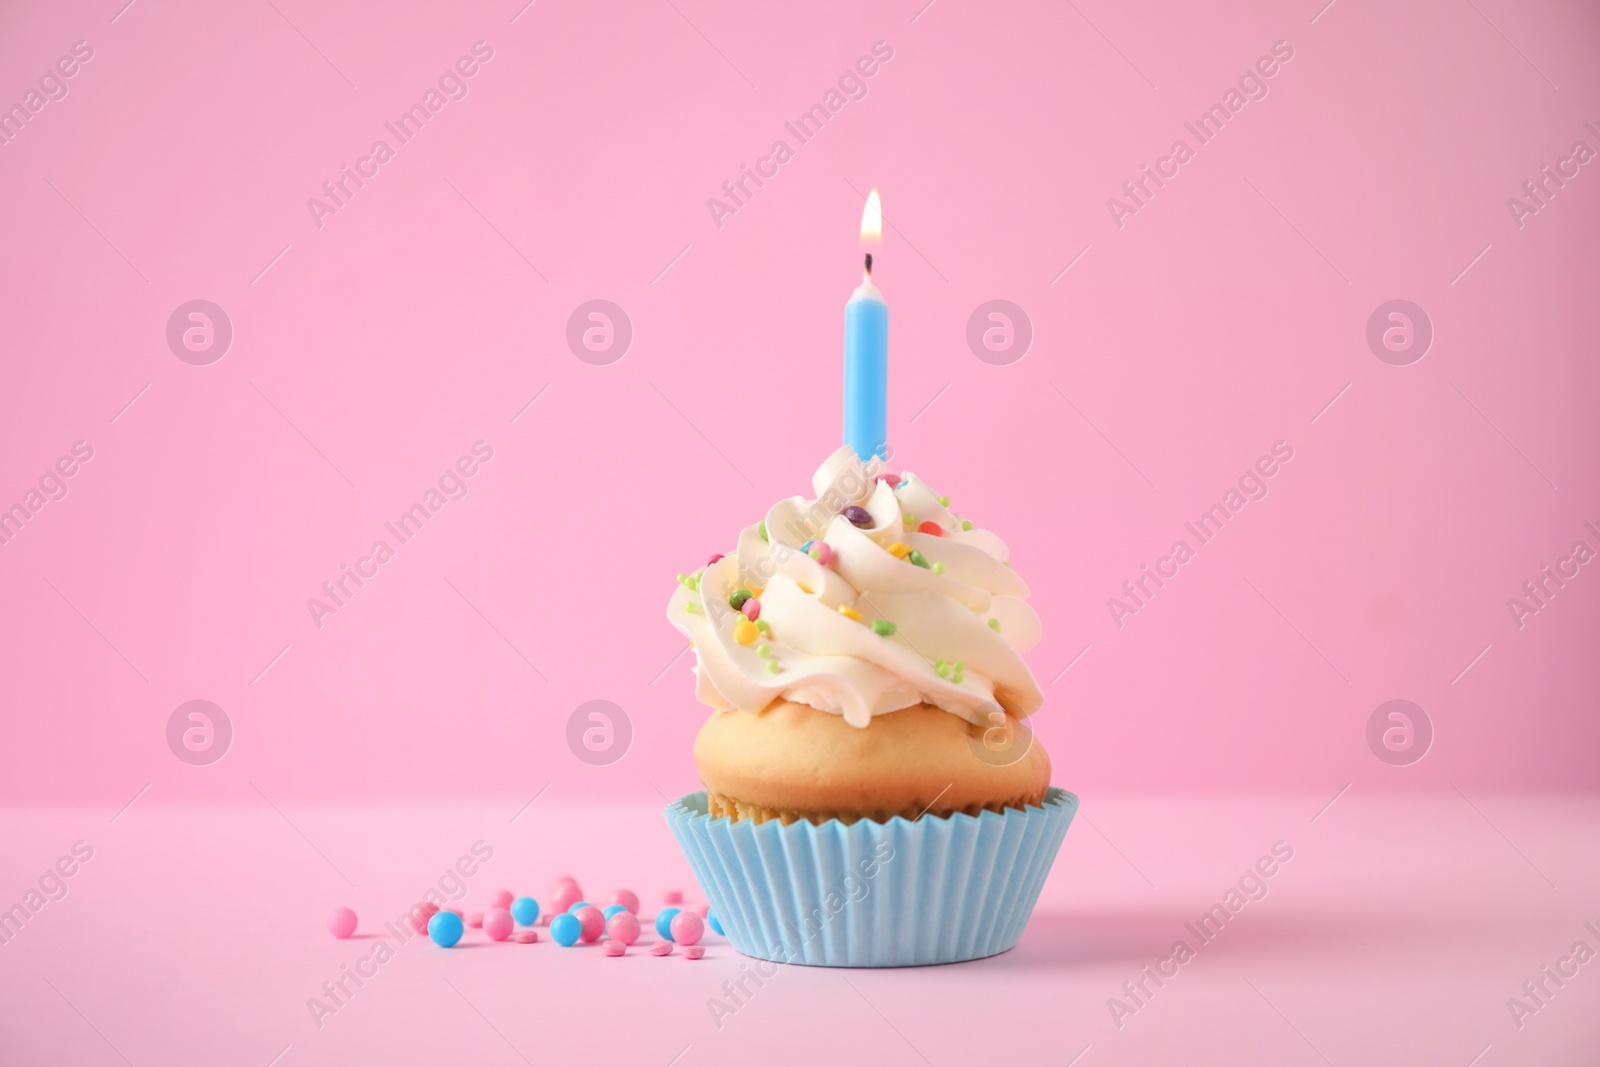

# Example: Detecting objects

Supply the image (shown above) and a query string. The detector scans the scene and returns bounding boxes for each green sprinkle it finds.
[908,550,930,569]
[729,588,753,610]
[988,618,1002,632]
[937,495,950,507]
[685,603,699,615]
[686,575,699,591]
[677,572,688,586]
[902,512,915,527]
[766,659,781,674]
[758,520,768,542]
[872,619,897,637]
[755,619,770,633]
[931,561,946,576]
[934,659,949,678]
[756,643,771,658]
[961,520,973,532]
[954,661,965,673]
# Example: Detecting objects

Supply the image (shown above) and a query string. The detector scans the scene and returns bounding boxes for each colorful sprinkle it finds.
[989,618,1002,632]
[872,620,897,637]
[844,505,872,527]
[707,553,724,565]
[874,472,901,487]
[908,550,930,569]
[887,542,911,560]
[729,588,753,610]
[932,562,946,576]
[809,542,834,565]
[961,520,974,531]
[756,643,771,658]
[755,619,770,633]
[935,659,949,678]
[918,521,943,537]
[902,513,915,527]
[837,605,863,622]
[758,520,768,542]
[734,618,758,645]
[766,659,782,674]
[685,603,699,615]
[742,598,761,621]
[937,495,951,507]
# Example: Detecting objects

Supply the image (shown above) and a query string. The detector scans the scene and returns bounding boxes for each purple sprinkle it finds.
[844,506,872,527]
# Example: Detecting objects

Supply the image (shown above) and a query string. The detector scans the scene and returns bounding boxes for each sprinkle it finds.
[734,618,758,645]
[874,472,901,487]
[756,643,771,658]
[766,659,781,674]
[686,575,699,591]
[685,603,699,615]
[961,520,973,531]
[708,553,724,565]
[935,659,949,678]
[800,540,815,553]
[872,620,897,637]
[952,661,965,684]
[809,542,834,565]
[918,521,943,537]
[729,589,753,610]
[931,562,946,576]
[755,619,770,633]
[902,513,915,527]
[837,605,863,622]
[743,599,761,621]
[937,495,950,507]
[676,573,688,586]
[844,505,872,527]
[758,521,768,542]
[887,542,911,560]
[908,550,930,569]
[989,618,1002,632]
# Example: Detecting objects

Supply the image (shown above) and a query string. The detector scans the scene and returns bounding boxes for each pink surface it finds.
[3,796,1599,1065]
[0,0,1596,804]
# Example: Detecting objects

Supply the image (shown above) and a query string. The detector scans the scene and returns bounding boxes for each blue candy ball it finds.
[603,904,627,922]
[568,901,592,915]
[549,912,582,946]
[428,910,464,948]
[656,907,682,941]
[708,909,724,936]
[510,896,539,926]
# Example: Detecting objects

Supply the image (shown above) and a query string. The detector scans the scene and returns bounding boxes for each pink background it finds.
[2,0,1598,805]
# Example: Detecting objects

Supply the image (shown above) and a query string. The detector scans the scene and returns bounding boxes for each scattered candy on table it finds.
[428,911,464,948]
[694,903,710,918]
[490,890,514,910]
[513,931,539,944]
[550,881,582,913]
[670,911,705,947]
[607,912,641,945]
[683,946,706,960]
[574,906,605,943]
[327,907,357,940]
[608,889,639,914]
[467,912,484,928]
[650,940,675,957]
[549,913,582,946]
[567,901,592,914]
[708,910,724,935]
[602,904,628,922]
[655,907,682,940]
[511,896,540,926]
[603,940,627,957]
[483,909,513,942]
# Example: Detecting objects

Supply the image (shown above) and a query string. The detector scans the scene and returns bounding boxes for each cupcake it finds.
[664,446,1077,966]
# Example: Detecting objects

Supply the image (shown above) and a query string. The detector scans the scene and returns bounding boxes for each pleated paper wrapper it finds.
[665,787,1078,967]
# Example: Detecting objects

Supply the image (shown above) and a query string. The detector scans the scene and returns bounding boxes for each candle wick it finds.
[863,252,873,275]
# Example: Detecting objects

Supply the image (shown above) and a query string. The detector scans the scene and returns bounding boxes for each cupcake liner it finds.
[665,787,1077,967]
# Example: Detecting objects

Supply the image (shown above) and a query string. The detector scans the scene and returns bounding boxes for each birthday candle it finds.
[844,189,888,461]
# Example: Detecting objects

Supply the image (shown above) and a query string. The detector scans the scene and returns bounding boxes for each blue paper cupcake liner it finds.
[665,788,1078,967]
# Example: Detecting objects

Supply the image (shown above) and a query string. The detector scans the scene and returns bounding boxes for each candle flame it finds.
[859,189,882,249]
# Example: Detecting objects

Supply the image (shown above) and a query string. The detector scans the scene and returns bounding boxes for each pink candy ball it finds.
[489,890,514,910]
[550,883,583,914]
[607,911,641,946]
[608,889,640,914]
[663,890,684,905]
[574,905,605,943]
[327,907,357,939]
[603,940,627,957]
[483,908,514,942]
[650,940,674,956]
[670,911,705,947]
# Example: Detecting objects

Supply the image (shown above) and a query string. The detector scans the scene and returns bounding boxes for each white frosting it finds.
[667,447,1043,728]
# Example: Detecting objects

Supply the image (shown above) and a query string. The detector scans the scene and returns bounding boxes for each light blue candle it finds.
[843,256,888,460]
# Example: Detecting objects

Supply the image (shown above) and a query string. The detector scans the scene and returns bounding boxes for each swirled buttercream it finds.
[667,447,1043,727]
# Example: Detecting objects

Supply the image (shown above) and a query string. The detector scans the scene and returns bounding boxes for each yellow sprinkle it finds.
[797,582,813,595]
[837,605,863,622]
[734,618,758,645]
[887,542,911,559]
[749,586,764,598]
